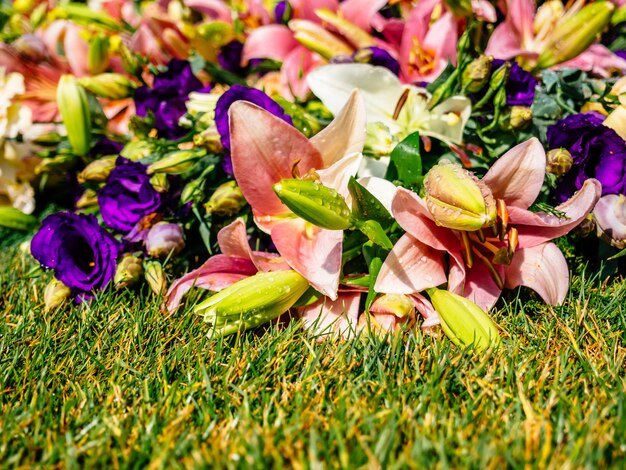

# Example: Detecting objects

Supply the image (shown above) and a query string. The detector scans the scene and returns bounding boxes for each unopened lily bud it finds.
[289,19,353,59]
[500,106,533,131]
[114,254,143,289]
[462,55,493,93]
[273,179,353,230]
[423,160,497,231]
[88,35,110,74]
[13,34,46,61]
[119,44,143,77]
[44,278,71,312]
[31,3,47,28]
[195,270,310,337]
[56,75,92,156]
[75,189,98,209]
[593,194,626,249]
[146,223,185,258]
[144,260,167,296]
[364,122,396,157]
[314,8,374,48]
[13,0,35,14]
[147,149,207,175]
[359,294,416,336]
[150,173,170,193]
[536,1,615,70]
[533,0,563,36]
[546,148,573,176]
[204,181,247,216]
[77,156,117,183]
[78,74,135,100]
[427,288,501,352]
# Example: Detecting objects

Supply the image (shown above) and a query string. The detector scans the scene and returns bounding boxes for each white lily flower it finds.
[307,63,471,177]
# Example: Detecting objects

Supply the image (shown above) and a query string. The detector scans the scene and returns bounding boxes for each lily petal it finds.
[317,152,362,199]
[462,257,506,310]
[411,292,440,327]
[375,234,447,294]
[271,218,342,299]
[483,137,546,209]
[427,96,472,144]
[511,178,602,248]
[298,291,361,339]
[353,176,397,212]
[229,101,323,216]
[504,242,570,305]
[241,25,299,65]
[339,0,388,31]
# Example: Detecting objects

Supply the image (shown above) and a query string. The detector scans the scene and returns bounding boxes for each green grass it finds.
[0,245,625,469]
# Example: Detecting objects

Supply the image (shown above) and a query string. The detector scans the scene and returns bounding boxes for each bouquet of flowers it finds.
[3,0,626,351]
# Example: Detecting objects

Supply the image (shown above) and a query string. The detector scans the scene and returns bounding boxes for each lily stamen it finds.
[471,246,504,289]
[393,88,410,120]
[461,231,473,268]
[497,199,509,241]
[508,227,519,256]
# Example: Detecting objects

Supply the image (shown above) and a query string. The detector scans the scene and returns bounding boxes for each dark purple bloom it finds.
[214,84,293,151]
[616,50,626,61]
[134,59,204,139]
[547,112,626,202]
[31,212,121,296]
[90,138,123,157]
[274,1,292,24]
[492,59,538,106]
[218,41,245,75]
[98,158,161,232]
[353,47,400,76]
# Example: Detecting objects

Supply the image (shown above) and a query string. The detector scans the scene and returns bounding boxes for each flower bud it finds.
[535,1,615,70]
[462,55,493,93]
[546,148,573,176]
[574,213,596,237]
[423,160,496,231]
[195,270,310,337]
[146,149,207,175]
[488,62,510,90]
[119,44,143,77]
[120,141,154,161]
[57,75,92,156]
[77,156,117,183]
[273,178,353,230]
[114,254,143,289]
[150,173,170,193]
[427,287,501,352]
[144,260,167,296]
[500,106,533,131]
[146,223,185,258]
[88,35,110,74]
[314,8,374,49]
[75,189,98,209]
[593,194,626,249]
[359,294,416,337]
[13,34,47,61]
[78,74,135,100]
[12,0,35,14]
[364,122,396,157]
[289,19,353,59]
[44,278,71,312]
[204,181,247,217]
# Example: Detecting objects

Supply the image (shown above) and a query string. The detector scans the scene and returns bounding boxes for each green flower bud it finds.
[114,254,143,289]
[88,35,110,74]
[423,160,497,231]
[195,270,310,337]
[204,181,247,217]
[546,148,573,176]
[30,3,47,28]
[78,74,135,100]
[370,294,415,318]
[273,179,353,230]
[536,1,615,70]
[57,75,92,156]
[44,278,71,312]
[289,19,353,59]
[489,62,510,90]
[120,140,154,161]
[427,288,501,352]
[150,173,170,193]
[147,149,207,175]
[75,188,98,209]
[462,55,493,93]
[500,106,533,131]
[144,260,167,296]
[364,122,396,157]
[120,44,143,77]
[77,156,117,183]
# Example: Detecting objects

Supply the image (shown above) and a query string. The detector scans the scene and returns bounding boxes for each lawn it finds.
[1,240,625,468]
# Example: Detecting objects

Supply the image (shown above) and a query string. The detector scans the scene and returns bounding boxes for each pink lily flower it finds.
[229,89,366,299]
[376,138,602,310]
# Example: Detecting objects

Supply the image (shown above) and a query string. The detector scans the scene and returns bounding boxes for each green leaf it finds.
[365,256,383,312]
[608,247,626,260]
[356,220,393,250]
[348,177,393,227]
[0,207,38,231]
[386,132,423,188]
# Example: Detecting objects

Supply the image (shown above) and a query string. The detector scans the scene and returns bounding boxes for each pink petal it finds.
[229,101,323,216]
[504,242,569,305]
[310,89,366,167]
[241,25,298,65]
[375,234,447,294]
[422,12,458,67]
[271,218,343,299]
[558,44,626,78]
[484,22,526,60]
[298,291,361,338]
[506,0,535,42]
[461,257,505,310]
[184,0,233,22]
[511,179,602,248]
[483,137,546,209]
[411,293,440,327]
[471,0,497,22]
[63,25,91,76]
[339,0,388,31]
[290,0,339,21]
[164,255,258,313]
[280,46,323,100]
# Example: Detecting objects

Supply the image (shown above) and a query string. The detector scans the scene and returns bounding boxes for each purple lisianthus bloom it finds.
[218,41,245,75]
[353,47,400,76]
[214,84,293,151]
[90,138,124,157]
[547,112,626,202]
[146,222,185,258]
[134,59,204,140]
[274,0,292,24]
[31,212,121,297]
[492,59,538,106]
[98,158,161,233]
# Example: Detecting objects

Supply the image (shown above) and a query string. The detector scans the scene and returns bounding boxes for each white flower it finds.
[0,68,32,139]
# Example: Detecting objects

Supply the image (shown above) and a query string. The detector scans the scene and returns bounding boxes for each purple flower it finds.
[492,59,538,106]
[547,112,626,202]
[134,59,204,140]
[146,222,185,258]
[218,41,245,75]
[214,84,293,151]
[98,158,161,233]
[274,1,292,24]
[90,138,123,157]
[353,47,400,76]
[31,212,121,296]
